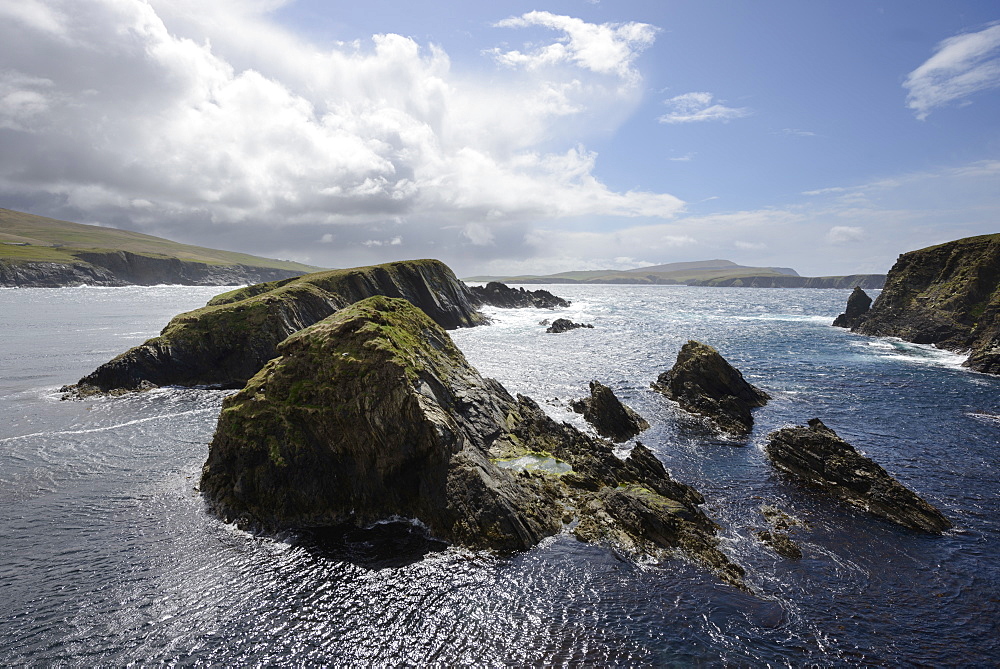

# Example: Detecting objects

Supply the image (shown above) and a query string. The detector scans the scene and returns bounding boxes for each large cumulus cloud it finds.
[0,0,683,269]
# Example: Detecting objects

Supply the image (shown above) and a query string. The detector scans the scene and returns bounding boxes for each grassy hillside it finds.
[0,208,321,273]
[464,260,797,285]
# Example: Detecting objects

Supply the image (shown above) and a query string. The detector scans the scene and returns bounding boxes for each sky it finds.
[1,1,999,277]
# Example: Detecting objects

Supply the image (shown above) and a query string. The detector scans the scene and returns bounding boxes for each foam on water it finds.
[1,284,998,665]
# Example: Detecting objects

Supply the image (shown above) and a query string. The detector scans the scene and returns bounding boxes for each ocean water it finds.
[1,284,997,666]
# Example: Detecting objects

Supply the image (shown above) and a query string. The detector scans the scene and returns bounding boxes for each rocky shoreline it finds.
[842,233,1000,375]
[64,257,958,591]
[0,251,306,288]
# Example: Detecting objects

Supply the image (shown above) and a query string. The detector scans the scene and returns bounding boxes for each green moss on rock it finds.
[854,233,1000,373]
[71,258,487,392]
[200,296,746,588]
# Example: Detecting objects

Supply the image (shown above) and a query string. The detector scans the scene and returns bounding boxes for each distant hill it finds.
[465,259,884,289]
[0,208,322,287]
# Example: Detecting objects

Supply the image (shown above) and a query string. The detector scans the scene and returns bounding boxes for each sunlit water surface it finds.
[1,284,997,665]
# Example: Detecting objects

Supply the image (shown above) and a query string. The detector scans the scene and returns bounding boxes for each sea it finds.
[1,284,997,666]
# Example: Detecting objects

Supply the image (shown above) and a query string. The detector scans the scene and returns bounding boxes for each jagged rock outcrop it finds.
[0,251,304,287]
[651,340,769,436]
[832,286,873,328]
[546,318,594,333]
[200,296,746,587]
[67,259,487,392]
[853,234,1000,374]
[765,419,951,533]
[469,282,570,309]
[570,380,650,442]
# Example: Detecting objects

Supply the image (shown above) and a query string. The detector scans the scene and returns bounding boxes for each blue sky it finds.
[1,1,998,276]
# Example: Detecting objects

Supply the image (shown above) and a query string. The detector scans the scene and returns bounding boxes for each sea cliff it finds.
[70,259,488,392]
[0,251,304,287]
[853,234,1000,374]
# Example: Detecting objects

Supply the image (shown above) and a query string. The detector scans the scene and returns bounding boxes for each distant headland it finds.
[0,208,321,287]
[465,259,885,289]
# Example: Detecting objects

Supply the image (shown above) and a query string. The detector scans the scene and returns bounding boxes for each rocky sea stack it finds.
[66,260,488,393]
[832,286,872,329]
[651,340,769,436]
[200,296,745,587]
[468,282,570,309]
[853,233,1000,374]
[570,380,649,442]
[766,419,951,533]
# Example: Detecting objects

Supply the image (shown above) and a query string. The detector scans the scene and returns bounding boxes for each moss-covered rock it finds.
[765,419,951,534]
[651,340,769,437]
[70,259,488,391]
[853,234,1000,374]
[200,296,745,587]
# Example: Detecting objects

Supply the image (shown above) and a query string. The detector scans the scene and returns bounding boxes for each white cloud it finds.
[462,223,495,246]
[904,22,1000,119]
[0,0,68,37]
[802,186,847,196]
[0,0,682,248]
[490,11,657,81]
[780,128,816,137]
[826,226,865,244]
[362,236,402,248]
[468,160,1000,278]
[658,92,750,124]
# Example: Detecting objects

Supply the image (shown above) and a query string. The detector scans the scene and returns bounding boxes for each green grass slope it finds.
[0,208,321,273]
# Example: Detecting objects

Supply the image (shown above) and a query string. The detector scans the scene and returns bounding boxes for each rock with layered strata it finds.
[765,419,951,533]
[469,281,570,309]
[651,340,769,436]
[570,380,649,442]
[854,234,1000,374]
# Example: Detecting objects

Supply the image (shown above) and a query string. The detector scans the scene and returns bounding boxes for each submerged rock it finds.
[570,380,649,442]
[651,340,769,436]
[853,233,1000,374]
[754,529,802,560]
[754,504,808,560]
[201,296,745,587]
[765,419,952,533]
[469,282,570,309]
[832,286,872,329]
[546,318,594,333]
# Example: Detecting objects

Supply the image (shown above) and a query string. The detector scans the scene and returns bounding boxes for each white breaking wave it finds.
[853,338,969,369]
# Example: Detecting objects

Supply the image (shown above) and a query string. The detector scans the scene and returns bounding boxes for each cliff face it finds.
[854,234,1000,373]
[201,296,745,587]
[0,251,305,287]
[72,259,487,392]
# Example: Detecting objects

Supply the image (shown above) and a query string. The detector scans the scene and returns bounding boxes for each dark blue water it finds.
[1,284,998,665]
